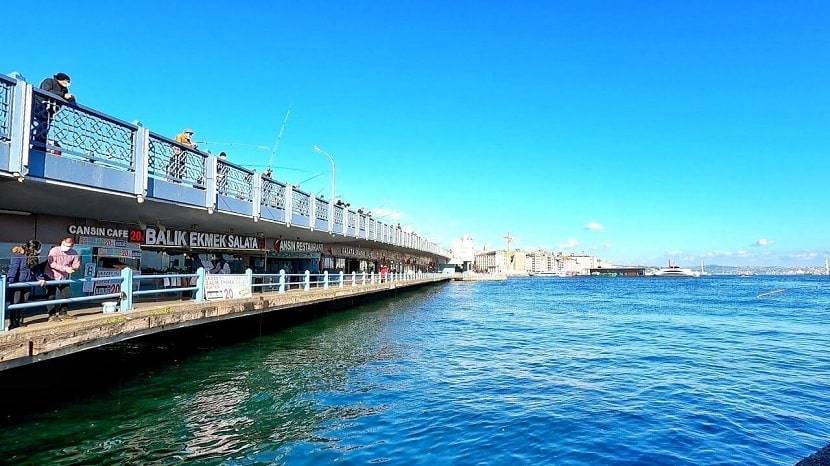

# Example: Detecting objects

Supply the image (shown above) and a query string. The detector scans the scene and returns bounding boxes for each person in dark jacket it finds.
[32,72,76,150]
[6,242,46,329]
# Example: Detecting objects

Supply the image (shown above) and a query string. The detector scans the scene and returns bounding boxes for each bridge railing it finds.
[1,73,448,258]
[30,88,138,171]
[0,75,13,142]
[147,132,207,188]
[0,269,444,331]
[217,159,254,201]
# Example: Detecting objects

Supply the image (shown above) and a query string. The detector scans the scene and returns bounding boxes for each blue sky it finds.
[4,1,829,266]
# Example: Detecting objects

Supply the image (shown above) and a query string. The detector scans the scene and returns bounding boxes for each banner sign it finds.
[144,227,263,250]
[205,274,252,300]
[273,239,323,253]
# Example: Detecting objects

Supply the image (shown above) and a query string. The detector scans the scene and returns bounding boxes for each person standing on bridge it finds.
[44,236,81,322]
[168,128,197,182]
[32,72,76,151]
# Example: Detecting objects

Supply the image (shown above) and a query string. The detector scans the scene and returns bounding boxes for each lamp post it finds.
[312,145,336,201]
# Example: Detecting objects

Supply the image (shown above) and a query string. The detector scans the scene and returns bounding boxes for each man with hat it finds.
[168,128,198,182]
[32,72,76,149]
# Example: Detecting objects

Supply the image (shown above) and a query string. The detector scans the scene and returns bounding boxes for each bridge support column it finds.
[7,81,32,179]
[0,275,7,331]
[195,267,206,301]
[119,267,134,311]
[132,127,150,202]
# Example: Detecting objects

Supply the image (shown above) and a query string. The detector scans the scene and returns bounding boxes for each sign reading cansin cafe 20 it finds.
[144,227,263,250]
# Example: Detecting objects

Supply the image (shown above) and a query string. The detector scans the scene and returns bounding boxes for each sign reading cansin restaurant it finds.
[144,227,263,250]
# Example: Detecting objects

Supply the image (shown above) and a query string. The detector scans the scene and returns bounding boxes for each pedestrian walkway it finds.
[0,276,449,371]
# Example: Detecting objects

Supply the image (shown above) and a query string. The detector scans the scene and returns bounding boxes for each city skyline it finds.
[5,1,828,266]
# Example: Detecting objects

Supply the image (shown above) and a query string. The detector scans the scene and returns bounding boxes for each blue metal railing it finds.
[29,88,137,170]
[315,197,329,221]
[0,268,443,331]
[147,132,208,188]
[261,176,286,209]
[217,159,254,201]
[0,75,13,141]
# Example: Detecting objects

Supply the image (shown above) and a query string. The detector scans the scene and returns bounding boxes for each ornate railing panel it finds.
[0,75,13,141]
[358,214,366,232]
[148,133,206,187]
[368,219,375,238]
[334,205,344,227]
[29,89,136,170]
[292,188,310,217]
[261,177,286,209]
[348,210,357,229]
[315,198,329,221]
[217,160,253,201]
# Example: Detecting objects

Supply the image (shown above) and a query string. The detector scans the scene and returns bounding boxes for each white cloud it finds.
[755,238,775,247]
[585,221,605,232]
[559,239,580,249]
[788,251,818,260]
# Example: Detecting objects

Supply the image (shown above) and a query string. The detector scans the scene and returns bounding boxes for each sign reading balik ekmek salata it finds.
[144,227,263,250]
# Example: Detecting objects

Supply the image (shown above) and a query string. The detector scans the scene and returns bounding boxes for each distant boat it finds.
[700,260,710,276]
[654,261,700,278]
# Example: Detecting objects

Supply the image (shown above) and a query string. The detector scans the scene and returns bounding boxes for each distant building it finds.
[474,249,527,275]
[449,235,477,271]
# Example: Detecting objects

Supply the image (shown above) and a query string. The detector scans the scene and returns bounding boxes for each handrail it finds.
[147,131,208,187]
[217,159,254,201]
[0,268,446,331]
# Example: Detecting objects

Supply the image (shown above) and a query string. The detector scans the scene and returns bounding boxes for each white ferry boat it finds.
[653,262,700,277]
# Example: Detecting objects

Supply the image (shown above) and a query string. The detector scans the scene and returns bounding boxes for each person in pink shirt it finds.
[44,236,81,321]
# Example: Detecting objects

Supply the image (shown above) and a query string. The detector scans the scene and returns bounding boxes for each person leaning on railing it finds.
[43,236,80,322]
[31,72,76,151]
[5,242,46,329]
[168,128,197,182]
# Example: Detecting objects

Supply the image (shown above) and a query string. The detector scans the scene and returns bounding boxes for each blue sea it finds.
[1,276,828,465]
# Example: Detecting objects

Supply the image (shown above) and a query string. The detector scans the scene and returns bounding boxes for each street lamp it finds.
[312,145,336,200]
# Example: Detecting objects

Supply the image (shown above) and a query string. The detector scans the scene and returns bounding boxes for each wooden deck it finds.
[0,277,449,371]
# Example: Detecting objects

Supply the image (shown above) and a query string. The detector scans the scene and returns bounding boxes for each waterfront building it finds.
[474,249,527,275]
[449,235,477,271]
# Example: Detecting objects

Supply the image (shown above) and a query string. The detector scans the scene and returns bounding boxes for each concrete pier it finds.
[0,276,449,372]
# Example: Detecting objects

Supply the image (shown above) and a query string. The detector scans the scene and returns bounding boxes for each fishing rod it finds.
[268,105,292,171]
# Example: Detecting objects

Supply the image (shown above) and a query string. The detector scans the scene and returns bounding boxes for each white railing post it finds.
[362,271,366,285]
[370,271,375,284]
[323,270,329,289]
[284,187,293,226]
[245,268,253,294]
[195,267,206,302]
[339,271,344,288]
[304,270,310,291]
[351,271,356,287]
[8,81,32,179]
[132,127,150,202]
[0,275,7,331]
[278,269,286,293]
[252,173,262,221]
[205,154,217,212]
[119,267,134,311]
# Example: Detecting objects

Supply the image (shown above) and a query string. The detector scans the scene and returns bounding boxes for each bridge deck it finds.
[0,277,449,372]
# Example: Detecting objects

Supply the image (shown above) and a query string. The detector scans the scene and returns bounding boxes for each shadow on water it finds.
[0,286,434,426]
